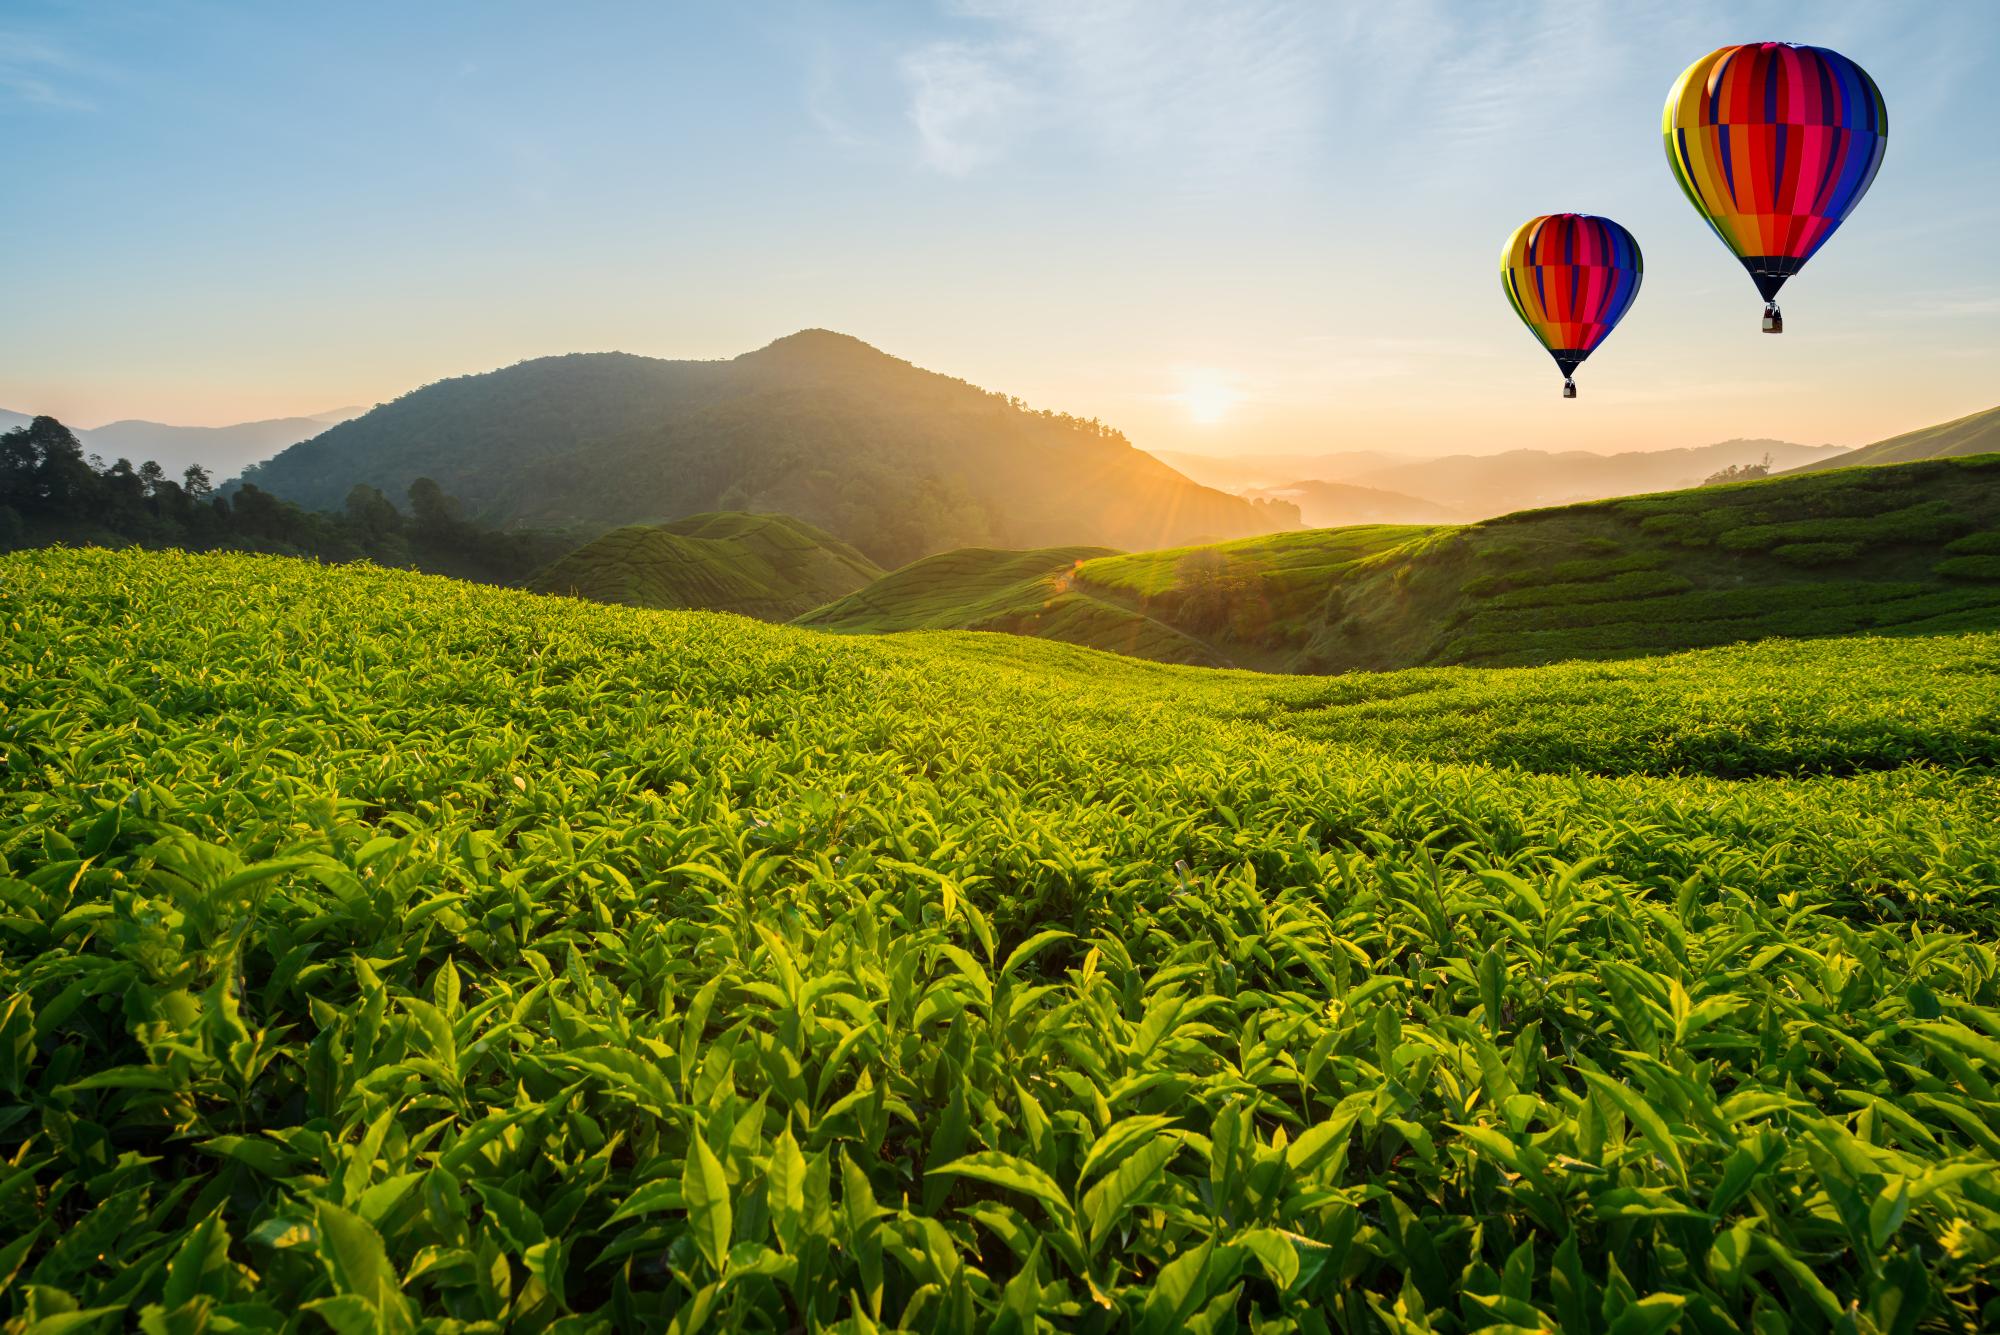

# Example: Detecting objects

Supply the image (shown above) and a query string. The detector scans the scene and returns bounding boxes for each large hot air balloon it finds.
[1501,214,1643,399]
[1664,43,1886,333]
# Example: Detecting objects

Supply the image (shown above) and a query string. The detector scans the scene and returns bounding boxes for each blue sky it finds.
[2,1,1996,458]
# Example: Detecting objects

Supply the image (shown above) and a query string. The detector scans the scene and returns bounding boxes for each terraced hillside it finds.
[531,511,881,619]
[1787,403,2000,473]
[803,526,1424,668]
[807,454,2000,673]
[1308,452,2000,670]
[5,546,1999,1330]
[795,544,1231,665]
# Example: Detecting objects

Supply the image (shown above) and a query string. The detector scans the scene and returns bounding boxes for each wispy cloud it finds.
[901,39,1028,174]
[897,0,1327,190]
[0,30,96,110]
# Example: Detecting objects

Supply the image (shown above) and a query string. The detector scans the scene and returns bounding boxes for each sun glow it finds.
[1172,370,1242,425]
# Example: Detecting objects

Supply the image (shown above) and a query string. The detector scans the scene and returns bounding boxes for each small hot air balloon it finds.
[1664,43,1887,333]
[1501,214,1643,399]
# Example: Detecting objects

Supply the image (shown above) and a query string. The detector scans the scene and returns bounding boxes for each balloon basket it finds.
[1562,379,1576,399]
[1763,302,1783,334]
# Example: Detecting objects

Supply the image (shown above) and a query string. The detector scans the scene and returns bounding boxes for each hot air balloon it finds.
[1664,43,1886,333]
[1501,214,1643,399]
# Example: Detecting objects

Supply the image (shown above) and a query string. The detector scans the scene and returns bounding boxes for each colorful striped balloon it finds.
[1501,214,1643,398]
[1664,43,1887,331]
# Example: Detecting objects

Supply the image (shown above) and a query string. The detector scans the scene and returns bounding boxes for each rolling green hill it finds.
[6,545,1999,1329]
[1308,451,2000,670]
[805,453,2000,672]
[530,511,880,619]
[792,544,1226,665]
[802,526,1425,668]
[1787,403,2000,473]
[235,331,1296,567]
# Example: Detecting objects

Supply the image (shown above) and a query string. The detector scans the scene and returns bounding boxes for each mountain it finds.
[1,407,367,477]
[804,452,2000,672]
[1342,439,1848,516]
[1246,480,1466,527]
[81,410,367,477]
[238,331,1298,568]
[1154,448,1400,492]
[1159,439,1849,519]
[530,511,881,620]
[1786,405,2000,474]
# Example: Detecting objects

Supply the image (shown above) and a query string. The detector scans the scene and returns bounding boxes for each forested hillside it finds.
[239,331,1297,567]
[0,414,571,584]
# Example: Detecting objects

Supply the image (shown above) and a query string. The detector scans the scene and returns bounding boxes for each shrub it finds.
[1944,530,2000,556]
[1935,554,2000,581]
[1770,541,1864,566]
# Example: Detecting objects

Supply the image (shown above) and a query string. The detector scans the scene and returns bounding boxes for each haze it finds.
[4,1,1996,460]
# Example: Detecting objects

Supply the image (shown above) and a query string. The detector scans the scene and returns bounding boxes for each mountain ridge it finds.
[0,407,367,478]
[236,332,1298,567]
[1162,438,1848,517]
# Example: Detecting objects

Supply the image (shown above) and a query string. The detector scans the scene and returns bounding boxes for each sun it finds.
[1172,370,1241,425]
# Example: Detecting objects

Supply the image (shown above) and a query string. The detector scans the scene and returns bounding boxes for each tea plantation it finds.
[805,454,2000,675]
[4,548,1999,1333]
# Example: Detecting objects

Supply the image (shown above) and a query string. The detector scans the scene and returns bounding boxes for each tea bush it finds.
[3,549,1998,1333]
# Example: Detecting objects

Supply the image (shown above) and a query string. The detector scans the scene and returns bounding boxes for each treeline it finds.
[0,415,573,583]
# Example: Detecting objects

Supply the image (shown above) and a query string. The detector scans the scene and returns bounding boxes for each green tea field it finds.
[804,454,2000,675]
[530,513,883,620]
[4,548,1999,1332]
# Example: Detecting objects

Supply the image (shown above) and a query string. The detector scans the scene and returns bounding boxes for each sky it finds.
[2,0,1996,460]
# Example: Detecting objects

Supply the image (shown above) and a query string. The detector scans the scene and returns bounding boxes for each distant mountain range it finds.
[0,406,363,477]
[237,331,1297,568]
[1246,480,1467,527]
[1164,439,1851,519]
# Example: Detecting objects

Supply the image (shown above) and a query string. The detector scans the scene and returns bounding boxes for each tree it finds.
[0,417,556,584]
[25,417,99,516]
[228,483,288,540]
[344,484,403,542]
[407,477,458,535]
[1702,453,1774,487]
[0,428,35,504]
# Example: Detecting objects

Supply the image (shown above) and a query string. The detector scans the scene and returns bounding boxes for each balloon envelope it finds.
[1663,43,1886,304]
[1501,214,1643,387]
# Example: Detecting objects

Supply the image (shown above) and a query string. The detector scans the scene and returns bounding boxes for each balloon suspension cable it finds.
[1762,301,1783,335]
[1562,378,1577,400]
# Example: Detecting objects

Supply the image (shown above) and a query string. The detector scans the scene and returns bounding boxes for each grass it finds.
[530,511,881,620]
[5,546,2000,1331]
